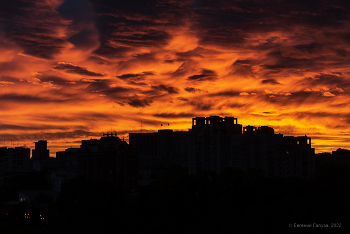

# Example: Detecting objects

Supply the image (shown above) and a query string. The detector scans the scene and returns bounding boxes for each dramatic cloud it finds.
[188,69,217,81]
[177,97,189,101]
[1,0,350,154]
[184,87,206,93]
[116,71,154,85]
[0,94,70,103]
[151,85,178,94]
[153,113,194,118]
[54,62,105,76]
[0,0,70,59]
[262,79,280,85]
[127,98,152,108]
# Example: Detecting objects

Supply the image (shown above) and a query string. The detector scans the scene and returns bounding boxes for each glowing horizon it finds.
[1,0,350,156]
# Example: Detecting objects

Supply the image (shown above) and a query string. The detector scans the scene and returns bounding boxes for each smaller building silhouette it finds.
[32,140,49,160]
[316,148,350,167]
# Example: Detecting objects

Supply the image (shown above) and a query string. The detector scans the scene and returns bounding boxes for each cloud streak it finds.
[54,62,105,76]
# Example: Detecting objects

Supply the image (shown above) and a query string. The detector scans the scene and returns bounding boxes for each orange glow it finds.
[1,1,350,155]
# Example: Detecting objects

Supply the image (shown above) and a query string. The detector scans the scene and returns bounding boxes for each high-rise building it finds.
[130,116,315,179]
[189,116,242,175]
[0,147,30,171]
[32,140,49,160]
[78,133,138,195]
[0,146,31,185]
[129,130,189,183]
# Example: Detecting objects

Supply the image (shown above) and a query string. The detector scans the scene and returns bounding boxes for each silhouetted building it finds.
[32,157,64,172]
[0,146,31,185]
[316,148,350,167]
[129,130,189,185]
[189,116,242,175]
[282,136,315,178]
[32,140,49,160]
[56,148,79,161]
[50,170,79,192]
[78,133,138,195]
[2,190,56,224]
[1,147,31,170]
[130,116,315,179]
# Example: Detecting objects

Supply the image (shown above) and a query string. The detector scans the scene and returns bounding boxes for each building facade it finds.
[78,134,138,195]
[32,140,49,160]
[130,116,315,179]
[0,146,31,185]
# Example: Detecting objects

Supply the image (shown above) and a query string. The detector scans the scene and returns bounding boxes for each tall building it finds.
[129,130,189,183]
[189,116,242,175]
[78,133,138,195]
[282,136,315,179]
[0,147,31,171]
[32,140,49,160]
[0,146,31,185]
[130,116,315,179]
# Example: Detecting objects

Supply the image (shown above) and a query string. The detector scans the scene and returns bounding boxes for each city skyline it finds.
[0,116,342,158]
[1,0,350,154]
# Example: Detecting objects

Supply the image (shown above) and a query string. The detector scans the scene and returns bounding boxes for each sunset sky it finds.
[1,0,350,155]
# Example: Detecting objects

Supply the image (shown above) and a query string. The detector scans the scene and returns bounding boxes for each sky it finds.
[1,0,350,155]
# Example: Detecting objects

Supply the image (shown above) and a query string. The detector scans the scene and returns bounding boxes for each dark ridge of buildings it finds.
[130,116,315,181]
[315,148,350,167]
[54,133,138,194]
[1,134,139,225]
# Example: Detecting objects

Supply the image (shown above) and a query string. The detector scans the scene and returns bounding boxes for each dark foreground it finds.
[1,164,350,233]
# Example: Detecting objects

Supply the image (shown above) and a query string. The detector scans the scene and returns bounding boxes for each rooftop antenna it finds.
[141,121,142,133]
[168,123,169,129]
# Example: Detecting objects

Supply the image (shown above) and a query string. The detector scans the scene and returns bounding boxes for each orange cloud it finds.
[1,0,350,155]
